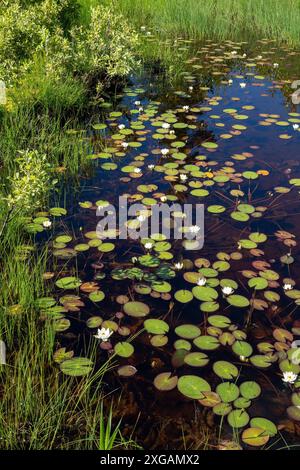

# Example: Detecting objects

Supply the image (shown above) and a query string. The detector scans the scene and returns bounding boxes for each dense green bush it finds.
[0,0,138,109]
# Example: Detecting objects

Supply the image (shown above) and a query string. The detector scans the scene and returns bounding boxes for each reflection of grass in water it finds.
[101,0,300,46]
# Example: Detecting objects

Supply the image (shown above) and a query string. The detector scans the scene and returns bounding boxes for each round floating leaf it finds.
[250,418,277,437]
[213,402,232,416]
[242,428,269,447]
[240,381,261,400]
[117,365,137,377]
[287,406,300,421]
[60,357,93,377]
[184,352,209,367]
[227,409,250,428]
[232,341,253,357]
[86,316,103,328]
[89,291,105,302]
[154,372,178,391]
[208,315,231,328]
[250,355,273,368]
[175,324,201,339]
[194,336,219,351]
[55,277,81,290]
[198,391,221,407]
[144,319,169,335]
[213,361,238,379]
[248,277,268,290]
[227,295,250,308]
[174,290,194,303]
[216,382,239,403]
[177,375,211,399]
[123,301,150,317]
[192,286,218,301]
[114,342,134,358]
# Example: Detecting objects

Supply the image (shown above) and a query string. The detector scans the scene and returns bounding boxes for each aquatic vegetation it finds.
[41,35,300,449]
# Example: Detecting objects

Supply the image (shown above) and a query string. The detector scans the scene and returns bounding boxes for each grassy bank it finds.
[100,0,300,46]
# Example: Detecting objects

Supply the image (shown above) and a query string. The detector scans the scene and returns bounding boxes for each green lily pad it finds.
[213,360,238,379]
[60,357,93,377]
[114,342,134,358]
[227,409,250,428]
[177,375,211,399]
[154,372,178,391]
[123,301,150,317]
[144,319,169,335]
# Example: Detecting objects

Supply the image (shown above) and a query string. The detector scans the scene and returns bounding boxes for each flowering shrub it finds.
[6,150,55,212]
[0,1,138,86]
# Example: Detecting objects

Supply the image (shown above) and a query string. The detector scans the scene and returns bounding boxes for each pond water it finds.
[36,38,300,449]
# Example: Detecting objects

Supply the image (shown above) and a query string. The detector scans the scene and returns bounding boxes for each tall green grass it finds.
[99,0,300,45]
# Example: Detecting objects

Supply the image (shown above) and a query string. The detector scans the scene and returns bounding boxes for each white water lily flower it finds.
[273,63,279,68]
[282,371,298,384]
[137,214,146,222]
[231,51,237,55]
[144,242,153,250]
[222,286,234,296]
[43,220,52,228]
[169,130,175,134]
[131,257,138,264]
[228,79,233,85]
[134,100,141,106]
[293,124,299,130]
[174,262,184,270]
[118,124,125,130]
[138,106,144,112]
[140,26,146,31]
[94,327,113,342]
[242,53,247,58]
[161,148,169,156]
[133,167,141,173]
[162,122,170,129]
[148,164,155,170]
[283,283,293,291]
[188,86,193,91]
[183,105,189,112]
[257,55,263,60]
[121,142,129,149]
[189,225,200,233]
[240,82,246,88]
[197,277,206,286]
[160,196,167,202]
[180,174,188,182]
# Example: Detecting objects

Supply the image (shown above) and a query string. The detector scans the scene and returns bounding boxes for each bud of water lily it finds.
[160,196,167,202]
[174,262,183,270]
[131,257,138,264]
[197,277,206,286]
